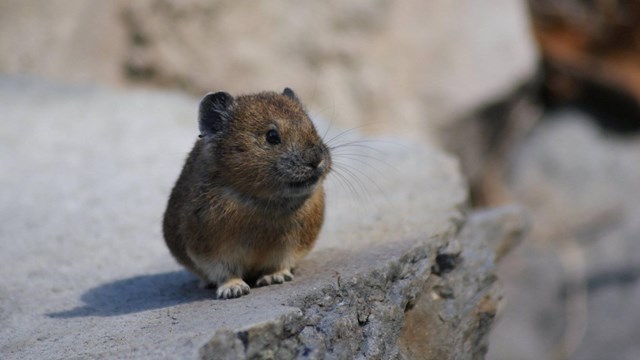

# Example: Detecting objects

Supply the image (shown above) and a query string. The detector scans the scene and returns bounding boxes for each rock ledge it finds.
[0,76,526,359]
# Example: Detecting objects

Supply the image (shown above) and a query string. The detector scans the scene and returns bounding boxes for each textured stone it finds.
[0,76,524,359]
[398,207,528,360]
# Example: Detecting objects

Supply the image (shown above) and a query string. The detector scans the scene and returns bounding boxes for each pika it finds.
[163,88,331,299]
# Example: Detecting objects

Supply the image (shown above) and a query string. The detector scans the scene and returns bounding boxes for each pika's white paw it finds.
[256,269,294,287]
[216,278,250,299]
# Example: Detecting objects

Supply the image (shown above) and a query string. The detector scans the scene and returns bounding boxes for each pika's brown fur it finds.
[163,88,331,299]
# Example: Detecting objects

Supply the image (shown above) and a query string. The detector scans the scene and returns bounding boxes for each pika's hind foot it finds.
[256,269,294,287]
[216,278,250,299]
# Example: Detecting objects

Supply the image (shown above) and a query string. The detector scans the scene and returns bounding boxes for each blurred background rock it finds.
[446,1,640,360]
[1,0,638,359]
[0,0,535,141]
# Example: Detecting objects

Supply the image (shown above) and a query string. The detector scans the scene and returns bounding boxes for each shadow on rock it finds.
[48,270,211,318]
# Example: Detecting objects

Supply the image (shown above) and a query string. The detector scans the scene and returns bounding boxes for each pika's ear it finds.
[282,87,300,102]
[199,92,234,136]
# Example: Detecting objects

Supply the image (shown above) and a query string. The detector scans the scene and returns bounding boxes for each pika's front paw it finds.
[256,269,294,287]
[216,278,250,299]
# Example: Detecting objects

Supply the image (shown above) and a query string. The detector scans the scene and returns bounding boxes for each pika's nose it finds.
[306,156,323,169]
[304,147,325,169]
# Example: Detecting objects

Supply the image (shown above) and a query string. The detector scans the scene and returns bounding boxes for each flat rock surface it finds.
[0,76,467,359]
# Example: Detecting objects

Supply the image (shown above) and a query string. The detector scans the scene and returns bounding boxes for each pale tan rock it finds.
[0,0,536,141]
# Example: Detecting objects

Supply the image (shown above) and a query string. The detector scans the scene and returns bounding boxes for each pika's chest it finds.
[244,241,289,270]
[209,214,292,248]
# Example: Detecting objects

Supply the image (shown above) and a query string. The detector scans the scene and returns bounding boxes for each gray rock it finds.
[0,76,524,359]
[489,111,640,360]
[398,206,529,360]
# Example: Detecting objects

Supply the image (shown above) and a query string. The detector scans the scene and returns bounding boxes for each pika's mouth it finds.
[288,174,320,189]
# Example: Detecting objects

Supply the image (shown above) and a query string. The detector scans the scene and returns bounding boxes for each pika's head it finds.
[198,88,331,201]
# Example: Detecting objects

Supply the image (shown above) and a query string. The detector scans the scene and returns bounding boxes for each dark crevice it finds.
[432,253,460,276]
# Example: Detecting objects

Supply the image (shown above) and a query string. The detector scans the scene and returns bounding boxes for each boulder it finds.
[488,111,640,360]
[0,76,526,359]
[0,0,536,141]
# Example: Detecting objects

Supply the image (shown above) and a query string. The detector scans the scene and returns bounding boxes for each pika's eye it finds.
[266,129,281,145]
